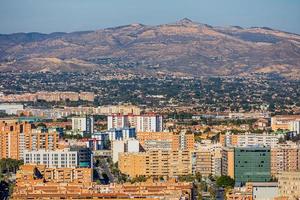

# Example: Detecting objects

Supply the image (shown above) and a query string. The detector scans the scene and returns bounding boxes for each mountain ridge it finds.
[0,18,300,78]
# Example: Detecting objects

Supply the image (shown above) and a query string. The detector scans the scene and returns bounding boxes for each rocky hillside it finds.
[0,18,300,78]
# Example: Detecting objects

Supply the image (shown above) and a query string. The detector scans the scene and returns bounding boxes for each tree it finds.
[216,176,234,188]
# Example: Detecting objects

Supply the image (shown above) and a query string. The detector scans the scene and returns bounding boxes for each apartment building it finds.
[24,146,93,168]
[0,121,59,160]
[137,130,194,151]
[193,149,212,177]
[289,120,300,134]
[143,140,173,151]
[106,127,136,141]
[24,148,78,168]
[277,171,300,199]
[71,116,94,135]
[15,164,92,185]
[271,142,300,178]
[118,152,147,177]
[119,150,192,177]
[192,143,222,177]
[228,112,270,119]
[220,132,281,147]
[0,103,24,115]
[0,121,32,159]
[26,127,59,151]
[271,115,300,131]
[221,147,235,179]
[136,114,163,132]
[12,168,193,200]
[0,91,95,102]
[107,114,163,132]
[93,105,141,115]
[111,139,139,163]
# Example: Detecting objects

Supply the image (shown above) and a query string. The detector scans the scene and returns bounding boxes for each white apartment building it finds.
[223,132,282,147]
[107,114,163,132]
[112,139,139,163]
[237,133,280,147]
[289,120,300,134]
[0,103,24,115]
[136,115,163,132]
[72,116,94,134]
[24,149,78,168]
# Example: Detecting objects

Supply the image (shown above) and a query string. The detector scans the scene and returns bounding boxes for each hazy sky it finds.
[0,0,299,34]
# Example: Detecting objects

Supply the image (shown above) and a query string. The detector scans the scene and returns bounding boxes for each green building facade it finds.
[234,147,271,184]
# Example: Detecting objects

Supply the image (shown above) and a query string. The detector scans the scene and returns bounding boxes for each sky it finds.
[0,0,300,34]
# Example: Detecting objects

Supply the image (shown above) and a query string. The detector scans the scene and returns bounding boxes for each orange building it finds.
[25,127,59,151]
[271,142,300,178]
[16,164,92,184]
[12,164,193,200]
[0,121,33,159]
[0,121,59,160]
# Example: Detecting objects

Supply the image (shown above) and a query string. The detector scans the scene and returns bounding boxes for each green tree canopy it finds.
[216,175,235,188]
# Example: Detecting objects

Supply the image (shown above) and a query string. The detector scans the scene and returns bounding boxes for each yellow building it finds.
[193,150,212,177]
[119,150,192,178]
[119,152,148,177]
[278,171,300,199]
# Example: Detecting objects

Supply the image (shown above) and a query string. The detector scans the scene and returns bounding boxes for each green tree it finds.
[216,175,235,188]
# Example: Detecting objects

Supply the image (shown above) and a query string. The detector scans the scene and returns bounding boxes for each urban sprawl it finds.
[0,74,300,200]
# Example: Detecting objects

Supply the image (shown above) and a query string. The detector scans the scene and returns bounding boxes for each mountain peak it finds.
[177,18,194,24]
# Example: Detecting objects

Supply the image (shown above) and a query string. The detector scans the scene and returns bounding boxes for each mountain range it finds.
[0,18,300,78]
